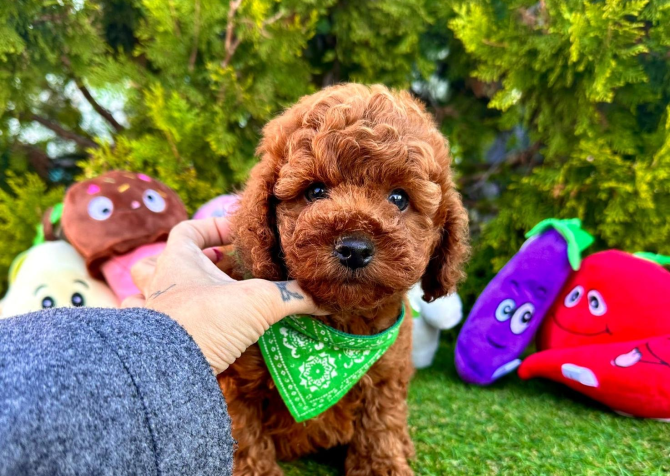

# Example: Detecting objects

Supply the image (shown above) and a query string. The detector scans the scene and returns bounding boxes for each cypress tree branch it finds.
[28,114,98,150]
[167,0,183,38]
[217,4,281,100]
[218,0,243,101]
[263,11,284,27]
[33,7,72,25]
[14,144,51,181]
[76,82,125,133]
[188,0,202,72]
[240,11,285,37]
[61,55,124,133]
[258,11,285,38]
[222,0,243,69]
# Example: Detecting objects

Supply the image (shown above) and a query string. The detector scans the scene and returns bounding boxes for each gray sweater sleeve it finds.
[0,307,235,476]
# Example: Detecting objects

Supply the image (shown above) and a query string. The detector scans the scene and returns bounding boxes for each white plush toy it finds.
[408,283,463,369]
[1,241,118,318]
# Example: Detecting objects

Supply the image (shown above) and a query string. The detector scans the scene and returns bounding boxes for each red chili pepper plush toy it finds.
[519,334,670,421]
[520,251,670,420]
[537,250,670,350]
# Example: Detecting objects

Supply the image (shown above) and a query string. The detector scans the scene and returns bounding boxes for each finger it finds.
[122,293,147,309]
[203,246,225,264]
[166,218,233,253]
[130,256,158,294]
[160,219,236,282]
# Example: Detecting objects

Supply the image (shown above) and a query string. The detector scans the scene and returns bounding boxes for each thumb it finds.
[122,293,147,309]
[130,256,158,295]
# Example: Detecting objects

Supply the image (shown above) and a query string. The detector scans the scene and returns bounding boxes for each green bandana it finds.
[259,307,405,422]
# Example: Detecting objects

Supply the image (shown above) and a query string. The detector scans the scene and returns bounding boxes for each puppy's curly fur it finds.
[218,84,469,476]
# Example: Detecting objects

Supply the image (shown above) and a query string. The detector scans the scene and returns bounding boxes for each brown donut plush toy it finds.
[61,171,188,300]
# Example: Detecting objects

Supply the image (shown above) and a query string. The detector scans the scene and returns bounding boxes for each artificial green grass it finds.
[282,331,668,475]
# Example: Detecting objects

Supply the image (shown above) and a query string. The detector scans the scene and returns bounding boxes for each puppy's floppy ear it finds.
[421,188,470,302]
[232,152,286,281]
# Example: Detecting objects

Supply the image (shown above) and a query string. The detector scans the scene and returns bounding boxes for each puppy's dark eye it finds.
[305,183,328,202]
[388,189,409,211]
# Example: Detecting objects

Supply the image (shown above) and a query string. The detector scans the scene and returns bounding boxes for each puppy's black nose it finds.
[334,237,375,270]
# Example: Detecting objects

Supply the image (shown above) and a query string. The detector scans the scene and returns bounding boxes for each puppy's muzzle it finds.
[333,236,375,270]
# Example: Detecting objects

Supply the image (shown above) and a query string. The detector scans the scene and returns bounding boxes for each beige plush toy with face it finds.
[0,241,118,319]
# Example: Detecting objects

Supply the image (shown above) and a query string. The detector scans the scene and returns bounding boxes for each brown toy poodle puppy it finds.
[218,83,469,476]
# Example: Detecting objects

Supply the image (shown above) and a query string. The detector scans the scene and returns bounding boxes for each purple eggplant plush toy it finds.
[455,218,594,385]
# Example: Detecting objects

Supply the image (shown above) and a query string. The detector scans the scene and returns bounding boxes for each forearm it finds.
[0,307,234,476]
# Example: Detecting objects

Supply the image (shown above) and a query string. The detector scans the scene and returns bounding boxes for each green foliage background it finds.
[1,0,669,301]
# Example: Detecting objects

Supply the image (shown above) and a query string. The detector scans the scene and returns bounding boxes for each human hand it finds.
[122,218,324,375]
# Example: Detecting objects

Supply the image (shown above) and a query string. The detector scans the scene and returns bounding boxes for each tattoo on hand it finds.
[275,282,303,302]
[148,284,176,301]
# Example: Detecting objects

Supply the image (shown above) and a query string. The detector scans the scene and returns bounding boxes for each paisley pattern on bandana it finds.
[259,307,405,422]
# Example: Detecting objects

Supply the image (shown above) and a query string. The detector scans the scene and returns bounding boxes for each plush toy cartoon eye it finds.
[71,292,85,307]
[41,296,55,309]
[388,189,409,211]
[305,183,328,202]
[88,196,114,221]
[143,189,167,213]
[510,303,535,335]
[495,298,516,322]
[587,290,607,316]
[564,285,584,308]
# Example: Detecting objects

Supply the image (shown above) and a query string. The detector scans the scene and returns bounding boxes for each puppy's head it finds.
[233,84,469,311]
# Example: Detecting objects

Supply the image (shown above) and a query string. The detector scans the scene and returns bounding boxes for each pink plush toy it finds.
[193,194,240,220]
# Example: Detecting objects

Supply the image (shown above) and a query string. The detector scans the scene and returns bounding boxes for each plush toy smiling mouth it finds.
[550,313,612,337]
[486,335,507,349]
